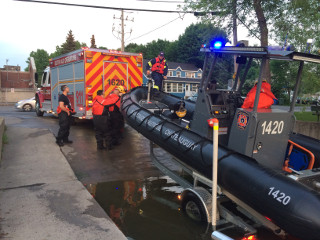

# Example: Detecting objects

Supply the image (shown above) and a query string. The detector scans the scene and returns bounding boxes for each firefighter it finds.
[242,80,277,109]
[92,90,111,150]
[56,85,73,146]
[105,86,126,146]
[146,51,168,91]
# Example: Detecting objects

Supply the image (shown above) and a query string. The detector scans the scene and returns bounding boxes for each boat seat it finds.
[140,101,169,115]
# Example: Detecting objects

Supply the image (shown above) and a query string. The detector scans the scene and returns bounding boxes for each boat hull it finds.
[121,87,320,240]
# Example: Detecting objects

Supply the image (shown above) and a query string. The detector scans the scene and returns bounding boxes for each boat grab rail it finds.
[283,140,315,173]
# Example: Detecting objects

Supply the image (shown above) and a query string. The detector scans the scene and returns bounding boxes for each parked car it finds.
[15,97,36,112]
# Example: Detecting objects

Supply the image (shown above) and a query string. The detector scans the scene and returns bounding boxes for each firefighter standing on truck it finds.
[105,86,126,146]
[56,85,73,147]
[146,51,168,91]
[92,90,112,150]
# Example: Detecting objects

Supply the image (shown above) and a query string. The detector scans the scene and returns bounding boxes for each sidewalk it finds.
[0,125,126,240]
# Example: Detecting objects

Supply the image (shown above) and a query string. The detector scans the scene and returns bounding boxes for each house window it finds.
[177,71,181,78]
[192,84,199,92]
[172,83,178,92]
[186,72,195,78]
[178,83,183,92]
[198,73,202,79]
[168,71,173,77]
[165,83,171,92]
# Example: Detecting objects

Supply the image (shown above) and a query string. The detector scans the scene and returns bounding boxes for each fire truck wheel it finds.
[181,191,207,222]
[35,97,44,117]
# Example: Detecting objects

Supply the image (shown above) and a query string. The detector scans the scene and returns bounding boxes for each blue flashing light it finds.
[213,41,222,49]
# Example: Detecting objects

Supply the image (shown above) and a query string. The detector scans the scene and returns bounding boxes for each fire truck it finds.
[35,48,143,119]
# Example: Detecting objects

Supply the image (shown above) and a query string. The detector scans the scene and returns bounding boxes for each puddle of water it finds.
[86,176,213,240]
[85,176,298,240]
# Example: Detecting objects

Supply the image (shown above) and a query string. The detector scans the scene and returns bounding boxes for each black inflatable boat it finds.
[121,46,320,240]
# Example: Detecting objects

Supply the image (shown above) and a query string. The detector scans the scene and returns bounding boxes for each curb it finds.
[0,117,5,161]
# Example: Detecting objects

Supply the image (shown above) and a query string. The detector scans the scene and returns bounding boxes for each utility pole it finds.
[121,10,125,51]
[232,0,238,73]
[113,9,134,51]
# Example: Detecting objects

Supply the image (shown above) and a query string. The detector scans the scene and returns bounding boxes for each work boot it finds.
[63,139,73,144]
[56,139,64,147]
[97,142,105,150]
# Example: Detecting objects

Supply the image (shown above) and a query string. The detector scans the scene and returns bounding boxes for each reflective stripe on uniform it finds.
[148,61,153,67]
[153,85,159,90]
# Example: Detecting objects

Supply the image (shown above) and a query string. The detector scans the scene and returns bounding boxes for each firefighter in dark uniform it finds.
[146,51,168,91]
[92,90,111,150]
[105,86,126,146]
[56,85,73,147]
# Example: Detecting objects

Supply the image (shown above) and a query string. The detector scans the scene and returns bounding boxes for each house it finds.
[143,59,202,99]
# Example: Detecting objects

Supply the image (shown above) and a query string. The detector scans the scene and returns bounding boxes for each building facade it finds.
[143,60,202,99]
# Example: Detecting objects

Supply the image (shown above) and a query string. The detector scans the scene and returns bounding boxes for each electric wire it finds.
[127,16,181,42]
[13,0,204,14]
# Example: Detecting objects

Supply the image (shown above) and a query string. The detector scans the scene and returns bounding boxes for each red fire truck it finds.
[35,48,143,119]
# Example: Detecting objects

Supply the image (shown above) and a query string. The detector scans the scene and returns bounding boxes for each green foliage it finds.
[25,49,49,85]
[126,22,228,67]
[272,0,320,52]
[270,60,299,100]
[300,63,320,94]
[294,111,318,122]
[125,23,232,86]
[61,30,77,54]
[49,30,87,58]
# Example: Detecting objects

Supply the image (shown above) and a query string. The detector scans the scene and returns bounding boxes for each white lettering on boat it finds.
[164,129,198,151]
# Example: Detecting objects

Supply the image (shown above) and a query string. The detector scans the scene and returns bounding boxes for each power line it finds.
[14,0,209,14]
[134,0,184,3]
[127,16,181,42]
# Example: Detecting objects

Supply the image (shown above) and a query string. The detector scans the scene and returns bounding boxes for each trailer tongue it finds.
[121,45,320,240]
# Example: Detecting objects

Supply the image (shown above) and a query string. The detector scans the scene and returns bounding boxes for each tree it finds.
[175,22,228,68]
[273,0,320,53]
[25,49,49,85]
[183,0,284,82]
[90,35,97,48]
[61,30,77,54]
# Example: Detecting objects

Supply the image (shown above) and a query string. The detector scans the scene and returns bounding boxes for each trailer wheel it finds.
[35,97,44,117]
[182,191,207,222]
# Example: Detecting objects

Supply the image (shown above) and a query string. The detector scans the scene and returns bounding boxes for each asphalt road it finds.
[0,106,162,184]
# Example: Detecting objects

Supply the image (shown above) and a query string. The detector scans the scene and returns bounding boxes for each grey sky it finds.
[0,0,257,69]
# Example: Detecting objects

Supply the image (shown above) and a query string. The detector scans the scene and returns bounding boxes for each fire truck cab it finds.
[35,48,143,119]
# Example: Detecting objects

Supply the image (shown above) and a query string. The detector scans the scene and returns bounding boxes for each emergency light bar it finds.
[201,46,266,52]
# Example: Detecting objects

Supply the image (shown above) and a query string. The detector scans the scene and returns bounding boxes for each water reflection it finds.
[86,176,296,240]
[86,176,212,240]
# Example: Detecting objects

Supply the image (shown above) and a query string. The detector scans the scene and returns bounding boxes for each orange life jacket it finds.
[104,94,121,112]
[242,82,277,109]
[92,95,108,115]
[151,57,166,74]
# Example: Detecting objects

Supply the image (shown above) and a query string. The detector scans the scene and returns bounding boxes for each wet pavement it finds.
[0,106,298,240]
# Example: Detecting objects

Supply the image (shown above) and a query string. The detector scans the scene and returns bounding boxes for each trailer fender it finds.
[181,187,213,223]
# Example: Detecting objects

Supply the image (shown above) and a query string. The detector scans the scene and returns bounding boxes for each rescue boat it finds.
[121,45,320,240]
